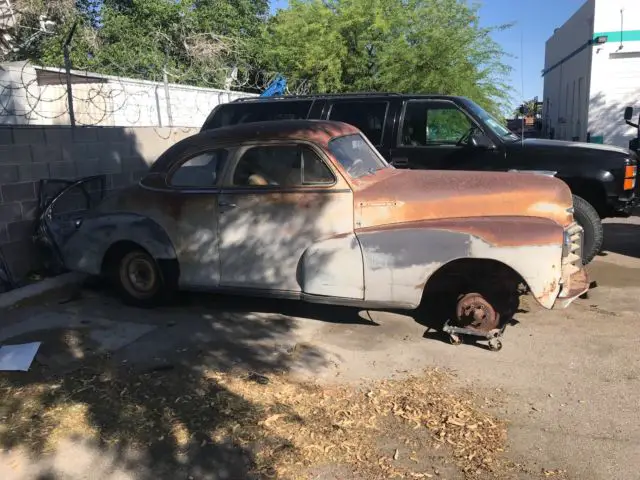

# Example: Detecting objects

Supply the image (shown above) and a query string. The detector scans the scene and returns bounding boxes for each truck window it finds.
[204,100,313,129]
[328,101,388,146]
[401,101,473,146]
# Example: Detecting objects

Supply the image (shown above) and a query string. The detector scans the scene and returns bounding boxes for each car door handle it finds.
[392,157,409,167]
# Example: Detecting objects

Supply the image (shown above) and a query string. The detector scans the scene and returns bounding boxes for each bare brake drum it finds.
[443,292,507,351]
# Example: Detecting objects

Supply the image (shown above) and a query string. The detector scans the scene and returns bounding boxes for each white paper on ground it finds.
[0,342,41,371]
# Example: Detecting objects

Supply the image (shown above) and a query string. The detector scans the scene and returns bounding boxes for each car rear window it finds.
[203,100,313,130]
[328,134,388,179]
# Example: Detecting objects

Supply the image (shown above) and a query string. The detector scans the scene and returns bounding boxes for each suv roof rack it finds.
[233,92,403,103]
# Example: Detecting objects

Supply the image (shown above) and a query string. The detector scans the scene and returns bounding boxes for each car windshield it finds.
[465,100,519,142]
[328,134,389,178]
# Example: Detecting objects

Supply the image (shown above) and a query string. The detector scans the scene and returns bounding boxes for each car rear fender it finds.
[60,213,178,275]
[355,217,565,309]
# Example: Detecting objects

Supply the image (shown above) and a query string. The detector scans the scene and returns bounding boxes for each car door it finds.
[216,142,358,295]
[161,148,230,288]
[391,99,498,171]
[36,176,107,273]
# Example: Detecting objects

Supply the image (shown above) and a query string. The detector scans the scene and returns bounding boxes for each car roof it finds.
[149,119,360,173]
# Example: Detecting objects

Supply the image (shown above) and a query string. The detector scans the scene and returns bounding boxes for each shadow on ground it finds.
[0,285,346,479]
[601,221,640,259]
[0,278,523,480]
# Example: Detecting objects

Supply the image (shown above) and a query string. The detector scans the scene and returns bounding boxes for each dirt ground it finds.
[1,216,640,479]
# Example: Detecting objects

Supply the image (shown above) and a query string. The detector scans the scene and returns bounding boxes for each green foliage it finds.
[15,0,269,88]
[8,0,513,113]
[513,99,539,118]
[262,0,513,114]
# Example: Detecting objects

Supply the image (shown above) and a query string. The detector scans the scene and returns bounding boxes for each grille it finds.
[562,222,583,271]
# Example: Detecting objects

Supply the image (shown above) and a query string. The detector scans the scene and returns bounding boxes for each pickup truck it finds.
[202,94,640,264]
[625,106,640,153]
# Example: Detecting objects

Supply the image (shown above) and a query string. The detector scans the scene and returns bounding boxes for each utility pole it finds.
[163,48,173,127]
[63,21,78,127]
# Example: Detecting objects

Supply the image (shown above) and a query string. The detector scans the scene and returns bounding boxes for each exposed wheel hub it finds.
[127,258,155,293]
[455,293,499,332]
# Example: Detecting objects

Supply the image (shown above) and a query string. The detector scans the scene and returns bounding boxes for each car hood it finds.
[352,168,573,229]
[512,138,632,156]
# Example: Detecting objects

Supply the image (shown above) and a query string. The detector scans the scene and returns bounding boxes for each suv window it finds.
[401,101,474,146]
[205,101,312,129]
[232,145,334,187]
[328,101,388,146]
[170,149,228,188]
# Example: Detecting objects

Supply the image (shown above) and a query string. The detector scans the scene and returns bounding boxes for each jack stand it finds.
[442,319,506,351]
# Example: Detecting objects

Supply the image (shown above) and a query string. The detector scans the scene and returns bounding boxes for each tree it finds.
[261,0,513,115]
[513,99,539,119]
[6,0,269,90]
[0,0,78,61]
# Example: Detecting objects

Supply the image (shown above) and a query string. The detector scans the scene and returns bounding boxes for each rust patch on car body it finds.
[148,120,360,175]
[356,216,564,248]
[352,168,574,234]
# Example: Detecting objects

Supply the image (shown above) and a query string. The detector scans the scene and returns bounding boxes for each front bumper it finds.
[553,222,589,309]
[609,194,638,217]
[553,268,589,309]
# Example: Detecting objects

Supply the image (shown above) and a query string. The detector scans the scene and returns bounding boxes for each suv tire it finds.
[572,194,603,265]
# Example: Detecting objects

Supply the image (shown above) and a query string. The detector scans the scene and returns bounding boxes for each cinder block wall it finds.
[0,125,198,283]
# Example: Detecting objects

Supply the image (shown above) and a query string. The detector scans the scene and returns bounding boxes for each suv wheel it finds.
[572,194,603,265]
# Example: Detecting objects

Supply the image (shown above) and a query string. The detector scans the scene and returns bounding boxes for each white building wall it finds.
[542,0,594,142]
[588,0,640,148]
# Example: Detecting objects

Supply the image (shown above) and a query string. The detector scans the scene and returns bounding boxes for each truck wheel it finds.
[114,248,166,307]
[572,195,603,265]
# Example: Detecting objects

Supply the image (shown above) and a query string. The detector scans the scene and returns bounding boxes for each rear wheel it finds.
[572,194,603,265]
[114,248,165,307]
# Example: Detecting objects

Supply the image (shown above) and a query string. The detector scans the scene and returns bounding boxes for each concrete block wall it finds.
[0,125,197,283]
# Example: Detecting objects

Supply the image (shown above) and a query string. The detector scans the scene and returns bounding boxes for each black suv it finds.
[202,94,640,263]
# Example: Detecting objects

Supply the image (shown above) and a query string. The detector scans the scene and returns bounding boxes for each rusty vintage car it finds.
[41,120,589,350]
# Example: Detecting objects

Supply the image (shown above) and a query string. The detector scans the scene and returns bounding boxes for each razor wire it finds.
[0,60,310,127]
[0,10,310,127]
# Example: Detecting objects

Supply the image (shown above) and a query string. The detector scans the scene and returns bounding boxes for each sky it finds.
[269,0,588,108]
[478,0,587,107]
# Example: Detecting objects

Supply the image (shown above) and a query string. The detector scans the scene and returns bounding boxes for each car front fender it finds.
[355,217,565,309]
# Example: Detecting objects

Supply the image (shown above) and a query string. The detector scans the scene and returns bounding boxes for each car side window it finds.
[328,101,388,146]
[401,101,473,146]
[232,145,334,187]
[170,149,228,188]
